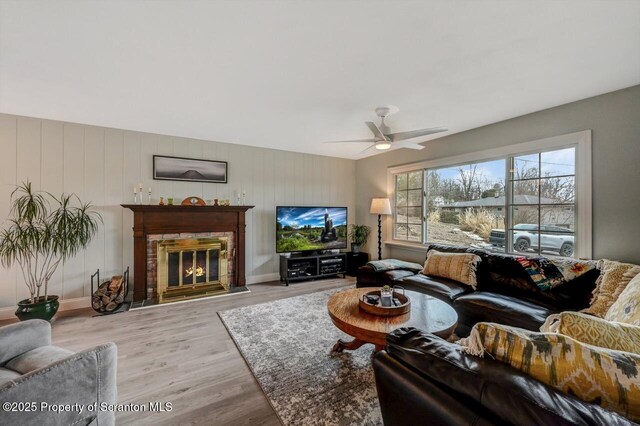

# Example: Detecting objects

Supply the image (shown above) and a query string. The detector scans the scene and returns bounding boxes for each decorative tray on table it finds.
[359,286,411,317]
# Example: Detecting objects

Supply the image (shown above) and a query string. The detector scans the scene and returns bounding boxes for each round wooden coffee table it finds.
[327,287,458,352]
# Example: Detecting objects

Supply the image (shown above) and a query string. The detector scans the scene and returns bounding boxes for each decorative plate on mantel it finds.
[181,196,206,206]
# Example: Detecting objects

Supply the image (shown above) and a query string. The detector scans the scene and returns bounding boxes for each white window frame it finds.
[393,170,425,242]
[386,130,592,258]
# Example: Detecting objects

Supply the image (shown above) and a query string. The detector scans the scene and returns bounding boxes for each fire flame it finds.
[184,265,205,277]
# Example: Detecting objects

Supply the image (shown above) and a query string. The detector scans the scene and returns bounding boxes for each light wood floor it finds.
[1,278,354,425]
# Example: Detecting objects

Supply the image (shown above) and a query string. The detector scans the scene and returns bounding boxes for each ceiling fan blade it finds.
[393,141,426,150]
[358,144,379,155]
[322,139,377,144]
[365,121,388,141]
[387,127,448,141]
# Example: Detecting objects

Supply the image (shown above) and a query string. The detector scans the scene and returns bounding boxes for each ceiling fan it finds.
[323,106,447,154]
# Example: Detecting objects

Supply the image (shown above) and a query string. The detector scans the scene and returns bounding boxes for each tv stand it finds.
[279,252,347,286]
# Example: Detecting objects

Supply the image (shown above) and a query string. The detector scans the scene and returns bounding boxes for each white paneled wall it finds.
[0,114,356,308]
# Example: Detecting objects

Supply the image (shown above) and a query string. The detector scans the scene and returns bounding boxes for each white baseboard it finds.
[246,273,280,285]
[0,274,281,320]
[0,296,91,321]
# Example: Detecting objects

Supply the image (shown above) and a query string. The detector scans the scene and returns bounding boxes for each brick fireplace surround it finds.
[121,204,254,303]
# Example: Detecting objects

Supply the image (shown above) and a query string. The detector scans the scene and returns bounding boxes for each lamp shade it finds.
[370,198,392,215]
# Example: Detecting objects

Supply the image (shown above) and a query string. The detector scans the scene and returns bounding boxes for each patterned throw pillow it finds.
[421,250,481,289]
[549,258,597,282]
[541,311,640,353]
[584,260,640,318]
[459,322,640,421]
[606,273,640,326]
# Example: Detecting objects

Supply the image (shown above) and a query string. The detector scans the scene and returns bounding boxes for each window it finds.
[394,170,423,242]
[508,147,576,257]
[389,131,590,258]
[426,159,506,248]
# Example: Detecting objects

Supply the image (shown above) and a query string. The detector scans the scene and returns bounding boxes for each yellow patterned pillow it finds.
[460,322,640,420]
[421,250,481,289]
[541,311,640,353]
[606,273,640,326]
[583,260,640,318]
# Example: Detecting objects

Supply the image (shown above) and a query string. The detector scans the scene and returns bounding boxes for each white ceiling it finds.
[1,0,639,160]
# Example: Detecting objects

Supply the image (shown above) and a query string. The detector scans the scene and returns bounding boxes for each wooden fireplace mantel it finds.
[121,204,254,302]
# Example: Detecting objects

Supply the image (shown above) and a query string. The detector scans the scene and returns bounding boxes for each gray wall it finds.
[355,85,640,264]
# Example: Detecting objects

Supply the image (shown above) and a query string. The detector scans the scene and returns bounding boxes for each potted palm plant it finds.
[0,181,100,321]
[348,224,370,254]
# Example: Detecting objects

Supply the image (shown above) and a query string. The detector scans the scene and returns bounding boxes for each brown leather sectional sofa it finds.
[358,244,635,425]
[356,243,599,336]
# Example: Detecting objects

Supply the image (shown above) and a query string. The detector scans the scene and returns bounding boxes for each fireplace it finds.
[157,237,228,303]
[121,204,253,304]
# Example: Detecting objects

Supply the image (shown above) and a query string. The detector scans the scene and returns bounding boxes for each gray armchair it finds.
[0,319,117,426]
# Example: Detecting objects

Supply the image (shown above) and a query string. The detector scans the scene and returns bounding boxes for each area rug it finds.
[218,287,382,426]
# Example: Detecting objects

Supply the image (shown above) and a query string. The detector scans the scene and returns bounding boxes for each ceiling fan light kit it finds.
[375,141,391,150]
[323,106,447,155]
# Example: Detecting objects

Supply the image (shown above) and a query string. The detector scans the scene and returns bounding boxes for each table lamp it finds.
[370,198,391,260]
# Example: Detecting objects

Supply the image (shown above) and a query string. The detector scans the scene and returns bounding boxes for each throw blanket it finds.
[515,256,596,291]
[366,259,423,273]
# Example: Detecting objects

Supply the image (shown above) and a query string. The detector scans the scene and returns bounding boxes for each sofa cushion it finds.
[383,269,418,283]
[385,327,635,426]
[541,311,640,353]
[356,266,416,287]
[551,257,599,284]
[0,367,21,386]
[454,292,556,332]
[421,250,482,289]
[399,274,470,303]
[459,322,640,421]
[5,346,73,375]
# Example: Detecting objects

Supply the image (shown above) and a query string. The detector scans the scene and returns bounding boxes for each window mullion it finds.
[505,156,513,254]
[423,169,428,244]
[537,152,542,255]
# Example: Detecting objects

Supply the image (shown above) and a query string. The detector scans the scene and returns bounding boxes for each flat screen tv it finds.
[276,206,347,253]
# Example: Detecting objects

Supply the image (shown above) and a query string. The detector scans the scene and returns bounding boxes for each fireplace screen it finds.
[157,238,228,303]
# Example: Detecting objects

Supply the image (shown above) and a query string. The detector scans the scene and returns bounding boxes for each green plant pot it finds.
[15,296,59,322]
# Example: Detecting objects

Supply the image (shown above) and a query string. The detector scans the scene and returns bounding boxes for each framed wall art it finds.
[153,155,228,184]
